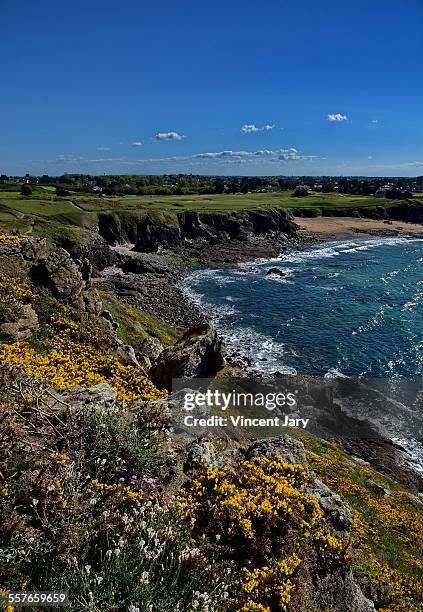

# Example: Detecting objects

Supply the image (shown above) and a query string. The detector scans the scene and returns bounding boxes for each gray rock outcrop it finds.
[184,440,218,474]
[244,435,308,466]
[30,248,85,299]
[266,267,288,277]
[0,304,39,342]
[149,322,224,391]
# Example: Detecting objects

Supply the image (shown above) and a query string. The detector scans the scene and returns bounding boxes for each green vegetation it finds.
[0,190,421,247]
[98,291,183,347]
[302,435,423,611]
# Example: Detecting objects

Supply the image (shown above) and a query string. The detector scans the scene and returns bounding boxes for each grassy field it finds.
[61,191,409,213]
[0,191,421,244]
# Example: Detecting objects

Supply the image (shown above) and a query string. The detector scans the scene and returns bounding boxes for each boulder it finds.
[30,248,85,299]
[313,568,375,611]
[115,342,143,368]
[245,435,308,466]
[306,477,352,532]
[184,440,218,474]
[137,336,164,367]
[266,267,287,277]
[0,304,39,342]
[20,238,49,263]
[135,398,172,432]
[53,383,117,411]
[149,323,224,391]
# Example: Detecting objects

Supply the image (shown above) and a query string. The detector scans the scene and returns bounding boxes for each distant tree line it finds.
[1,173,422,198]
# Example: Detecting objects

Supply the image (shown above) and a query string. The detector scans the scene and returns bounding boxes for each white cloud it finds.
[133,147,318,164]
[131,141,142,147]
[241,123,275,134]
[97,147,111,151]
[327,113,348,122]
[155,131,186,141]
[279,147,316,161]
[49,146,319,170]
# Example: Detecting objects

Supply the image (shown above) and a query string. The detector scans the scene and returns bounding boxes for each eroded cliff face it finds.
[97,203,422,256]
[97,209,298,253]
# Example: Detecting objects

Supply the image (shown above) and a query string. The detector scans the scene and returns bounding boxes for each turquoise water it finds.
[182,236,423,377]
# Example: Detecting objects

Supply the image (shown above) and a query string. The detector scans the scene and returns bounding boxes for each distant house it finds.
[374,188,386,198]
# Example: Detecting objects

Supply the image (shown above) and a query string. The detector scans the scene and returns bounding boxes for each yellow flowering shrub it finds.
[0,273,34,322]
[0,307,166,403]
[0,274,34,301]
[0,234,24,245]
[0,339,166,404]
[241,604,271,612]
[178,456,348,610]
[313,527,346,568]
[50,452,70,465]
[178,456,323,551]
[241,553,302,611]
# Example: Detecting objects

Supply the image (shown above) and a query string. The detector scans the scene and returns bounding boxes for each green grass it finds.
[69,191,401,213]
[1,197,82,217]
[98,290,184,346]
[0,191,421,244]
[301,435,423,609]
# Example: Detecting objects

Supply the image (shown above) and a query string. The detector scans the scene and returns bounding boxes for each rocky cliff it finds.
[97,208,298,256]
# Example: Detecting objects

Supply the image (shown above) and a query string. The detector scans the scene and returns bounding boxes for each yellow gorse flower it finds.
[0,335,166,404]
[50,452,70,465]
[0,234,24,245]
[241,553,302,611]
[178,456,323,542]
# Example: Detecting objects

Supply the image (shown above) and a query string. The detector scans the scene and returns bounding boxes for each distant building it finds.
[374,189,386,198]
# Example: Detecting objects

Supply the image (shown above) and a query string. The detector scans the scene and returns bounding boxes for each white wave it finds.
[402,287,423,312]
[279,236,423,265]
[352,305,390,335]
[265,275,294,284]
[392,437,423,475]
[180,274,296,374]
[324,367,349,379]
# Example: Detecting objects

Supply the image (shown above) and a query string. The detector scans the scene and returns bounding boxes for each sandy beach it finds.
[294,216,423,239]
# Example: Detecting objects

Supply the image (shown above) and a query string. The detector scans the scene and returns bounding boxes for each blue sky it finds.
[1,0,422,176]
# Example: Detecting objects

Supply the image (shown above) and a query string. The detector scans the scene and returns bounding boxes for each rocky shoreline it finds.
[22,203,422,494]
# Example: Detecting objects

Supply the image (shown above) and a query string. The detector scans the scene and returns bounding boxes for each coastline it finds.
[95,216,423,355]
[177,229,423,490]
[295,215,423,242]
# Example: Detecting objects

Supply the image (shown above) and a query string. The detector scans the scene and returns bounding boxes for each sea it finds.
[181,235,423,471]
